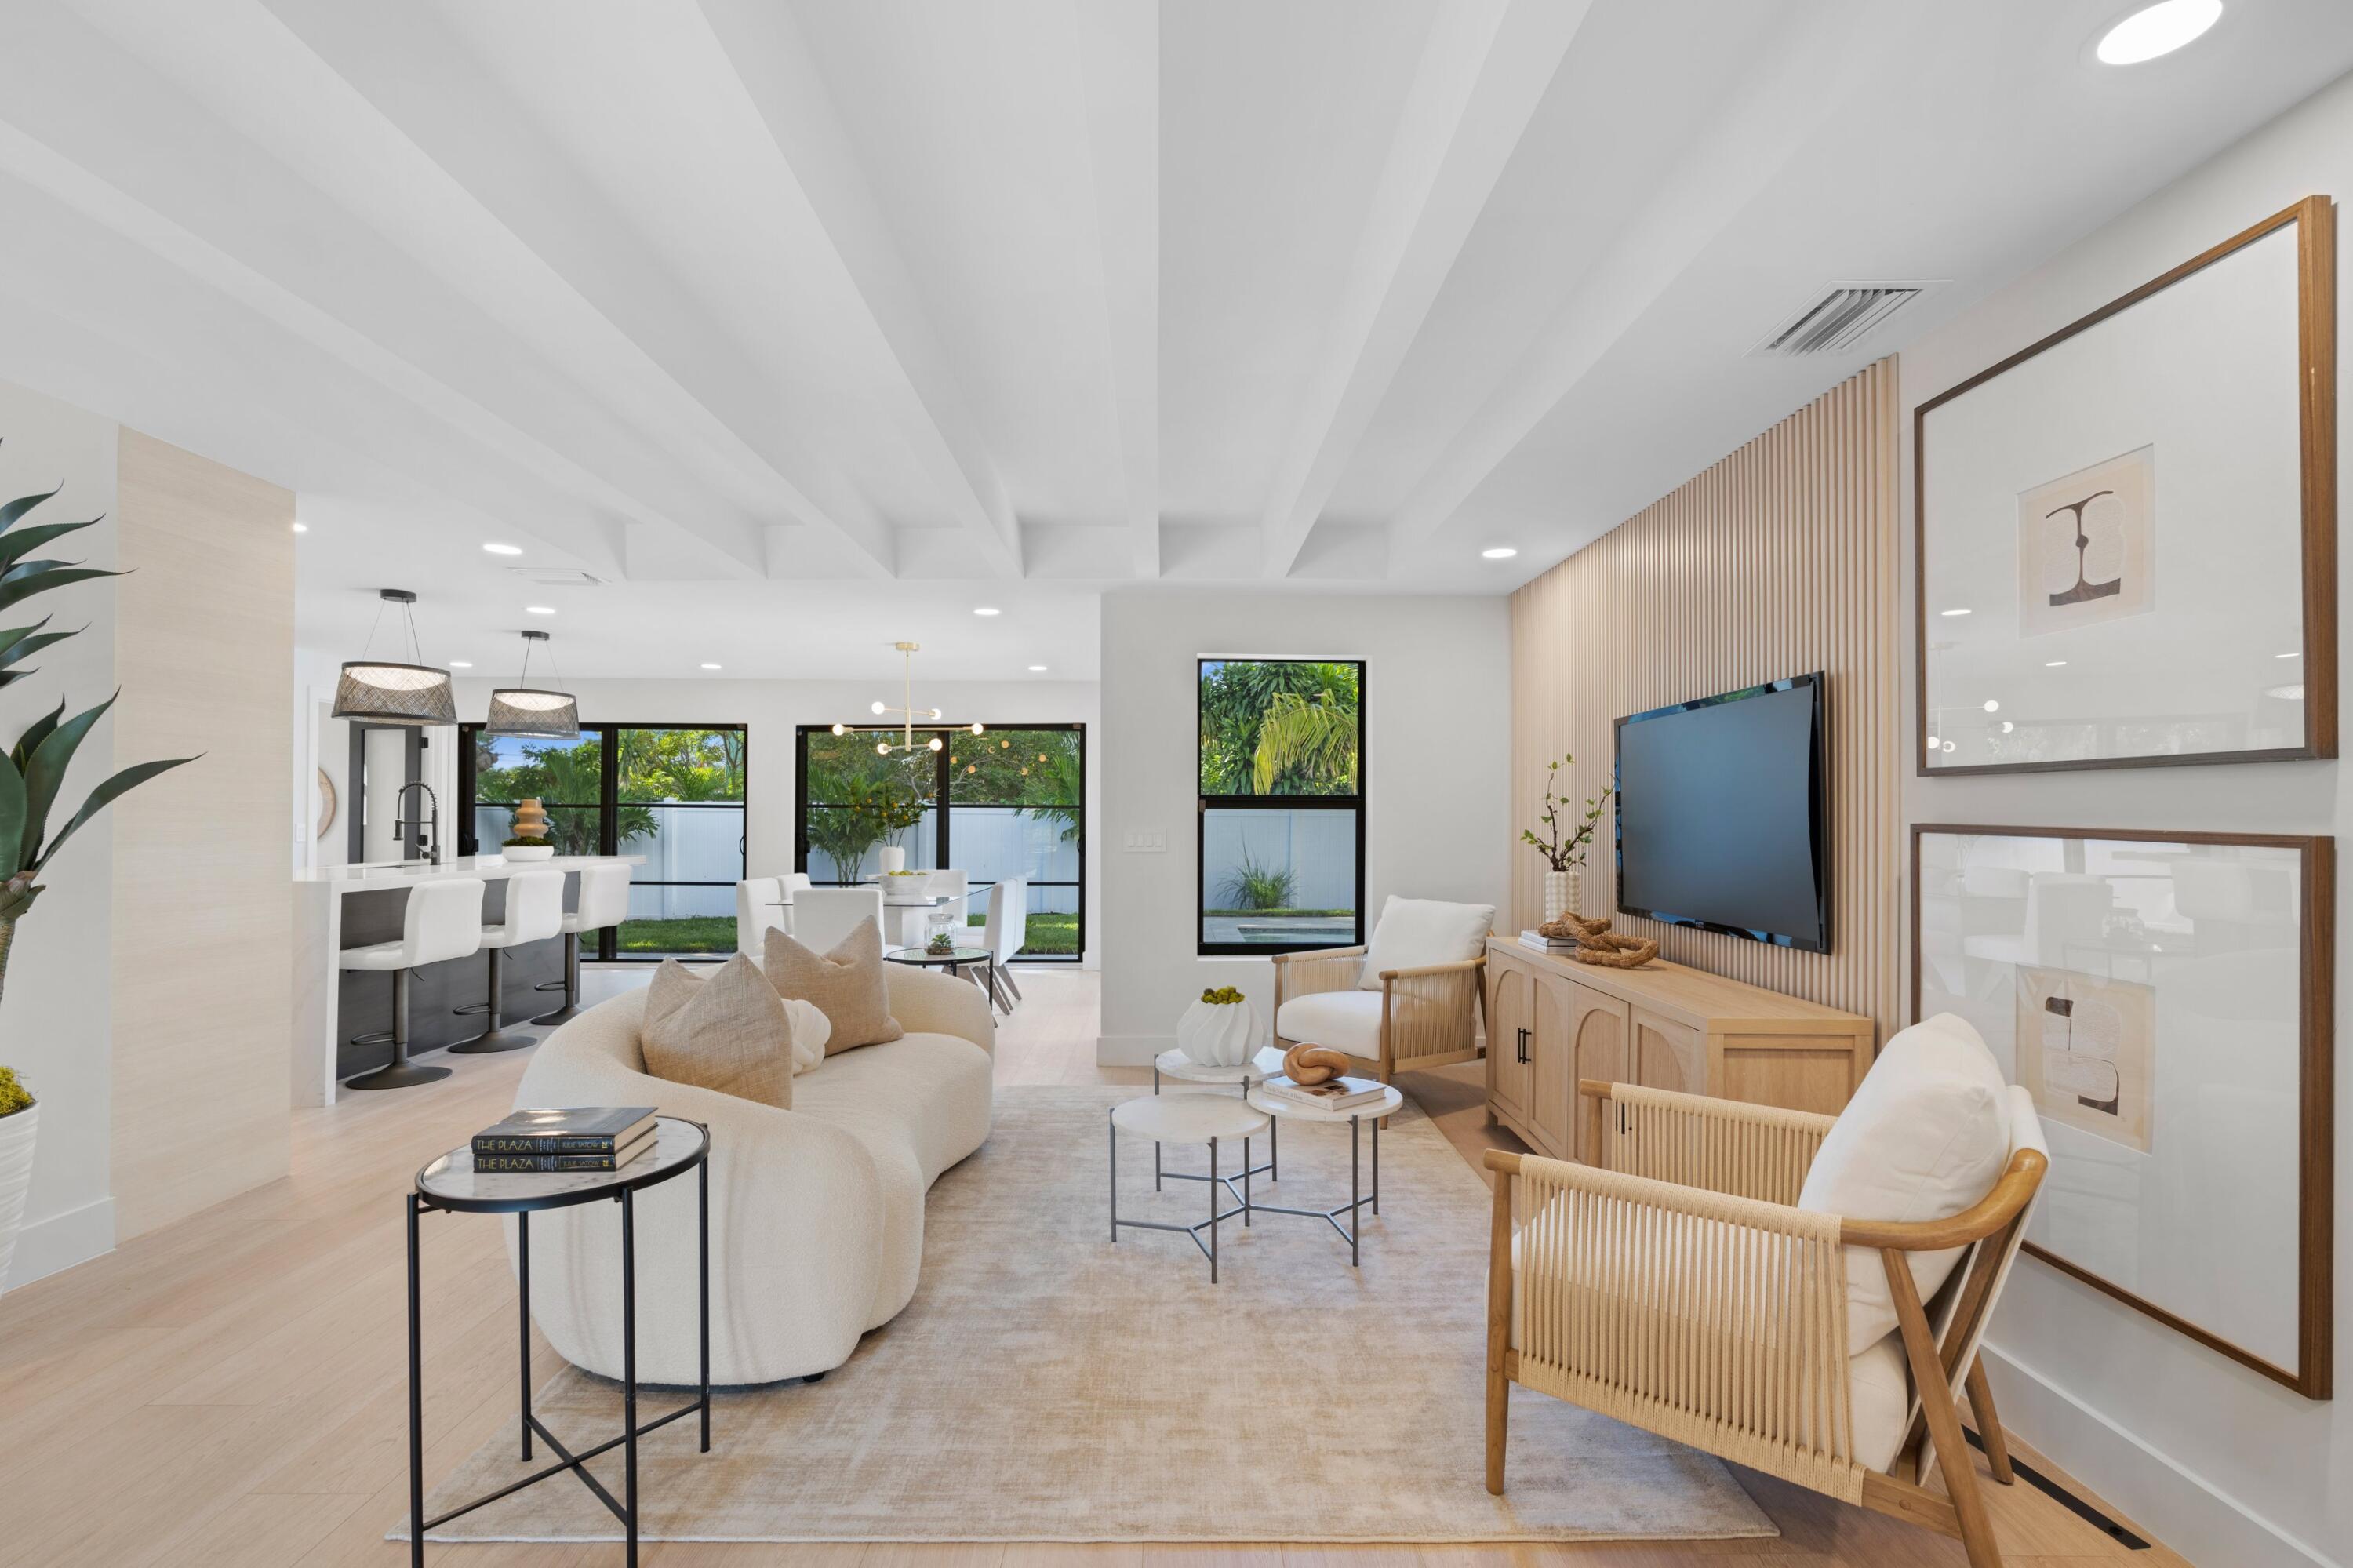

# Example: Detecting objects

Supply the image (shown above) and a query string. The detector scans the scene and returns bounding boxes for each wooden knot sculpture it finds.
[1282,1044,1351,1085]
[1537,910,1659,970]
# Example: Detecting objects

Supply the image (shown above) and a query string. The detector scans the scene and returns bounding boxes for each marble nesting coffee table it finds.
[1149,1046,1283,1199]
[1108,1093,1269,1282]
[1243,1083,1405,1268]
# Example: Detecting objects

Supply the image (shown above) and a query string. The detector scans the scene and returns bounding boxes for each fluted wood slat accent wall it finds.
[1508,358,1900,1045]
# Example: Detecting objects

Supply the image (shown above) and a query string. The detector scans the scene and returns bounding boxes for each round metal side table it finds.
[406,1116,710,1567]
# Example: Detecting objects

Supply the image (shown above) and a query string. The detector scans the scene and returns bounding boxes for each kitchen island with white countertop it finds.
[293,855,645,1105]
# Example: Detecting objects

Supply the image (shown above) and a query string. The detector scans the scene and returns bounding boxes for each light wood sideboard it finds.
[1484,938,1875,1164]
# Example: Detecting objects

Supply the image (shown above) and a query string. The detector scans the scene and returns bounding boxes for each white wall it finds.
[1096,590,1511,1064]
[406,671,1107,957]
[1901,71,2353,1568]
[0,380,118,1288]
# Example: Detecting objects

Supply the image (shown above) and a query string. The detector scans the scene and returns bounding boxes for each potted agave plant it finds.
[1521,753,1612,924]
[0,453,195,1290]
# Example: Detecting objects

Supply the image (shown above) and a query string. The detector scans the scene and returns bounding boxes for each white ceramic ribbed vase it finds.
[878,845,906,875]
[1176,999,1257,1068]
[0,1101,38,1294]
[1543,869,1580,924]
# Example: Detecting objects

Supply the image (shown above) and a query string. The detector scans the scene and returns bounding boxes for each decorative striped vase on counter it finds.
[0,1101,37,1294]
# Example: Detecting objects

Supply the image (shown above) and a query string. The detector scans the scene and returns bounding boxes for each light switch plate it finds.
[1123,828,1167,853]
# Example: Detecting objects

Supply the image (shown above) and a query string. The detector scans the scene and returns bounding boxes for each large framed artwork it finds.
[1916,195,2336,774]
[1911,825,2333,1397]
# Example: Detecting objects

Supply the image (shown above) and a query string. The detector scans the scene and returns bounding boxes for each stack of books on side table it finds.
[1518,927,1578,955]
[473,1107,657,1173]
[1260,1075,1388,1112]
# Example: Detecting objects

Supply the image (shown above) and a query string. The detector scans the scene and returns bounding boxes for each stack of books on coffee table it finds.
[472,1107,656,1173]
[1259,1075,1388,1112]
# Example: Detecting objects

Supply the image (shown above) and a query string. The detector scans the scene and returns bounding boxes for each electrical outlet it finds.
[1123,828,1167,853]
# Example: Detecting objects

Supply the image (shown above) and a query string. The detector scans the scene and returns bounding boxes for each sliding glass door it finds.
[461,722,747,958]
[796,723,1083,960]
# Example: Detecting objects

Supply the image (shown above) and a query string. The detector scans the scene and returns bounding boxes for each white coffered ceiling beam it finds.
[255,0,899,580]
[1258,0,1590,580]
[1071,0,1162,580]
[697,0,1025,580]
[1382,0,1884,569]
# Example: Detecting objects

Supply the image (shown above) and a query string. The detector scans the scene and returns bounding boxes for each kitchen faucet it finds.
[391,781,442,867]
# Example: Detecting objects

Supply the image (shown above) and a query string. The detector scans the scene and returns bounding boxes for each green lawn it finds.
[613,911,1082,957]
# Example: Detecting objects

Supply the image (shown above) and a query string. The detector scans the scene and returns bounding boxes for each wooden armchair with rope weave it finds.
[1483,1016,2050,1568]
[1270,896,1495,1086]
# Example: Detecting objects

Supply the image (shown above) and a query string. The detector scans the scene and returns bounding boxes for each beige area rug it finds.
[408,1085,1775,1544]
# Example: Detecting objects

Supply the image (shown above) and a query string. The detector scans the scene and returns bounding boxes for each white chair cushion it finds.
[1357,895,1494,989]
[1275,989,1384,1057]
[1800,1012,2013,1353]
[1510,1197,1912,1471]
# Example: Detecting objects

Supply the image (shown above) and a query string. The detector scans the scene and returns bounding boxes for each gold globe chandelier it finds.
[832,642,984,755]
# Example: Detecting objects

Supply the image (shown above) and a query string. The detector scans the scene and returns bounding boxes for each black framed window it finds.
[1197,659,1363,955]
[460,723,747,959]
[795,723,1084,962]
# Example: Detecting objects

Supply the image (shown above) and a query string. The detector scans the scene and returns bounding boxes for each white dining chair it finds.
[926,868,970,944]
[736,875,787,956]
[450,868,566,1053]
[977,875,1029,1013]
[340,877,485,1090]
[787,886,885,955]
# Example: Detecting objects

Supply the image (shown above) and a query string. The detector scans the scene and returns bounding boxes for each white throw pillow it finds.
[1799,1013,2013,1353]
[1357,896,1496,990]
[782,998,829,1072]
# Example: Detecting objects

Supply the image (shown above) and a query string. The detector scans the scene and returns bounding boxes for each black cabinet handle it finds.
[1516,1026,1530,1064]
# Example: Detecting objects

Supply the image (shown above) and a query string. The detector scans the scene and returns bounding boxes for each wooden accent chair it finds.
[1484,1078,2049,1568]
[1270,897,1493,1086]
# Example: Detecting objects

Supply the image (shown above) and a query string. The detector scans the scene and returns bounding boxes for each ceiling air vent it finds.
[1751,281,1936,358]
[506,566,606,587]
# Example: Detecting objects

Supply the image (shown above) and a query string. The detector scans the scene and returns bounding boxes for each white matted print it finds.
[1914,826,2329,1393]
[2017,446,2154,638]
[1918,201,2328,773]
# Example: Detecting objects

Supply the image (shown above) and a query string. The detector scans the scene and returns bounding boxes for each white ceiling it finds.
[2,0,2348,682]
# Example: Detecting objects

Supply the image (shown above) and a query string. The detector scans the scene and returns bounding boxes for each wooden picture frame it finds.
[1910,824,2333,1398]
[1915,195,2337,776]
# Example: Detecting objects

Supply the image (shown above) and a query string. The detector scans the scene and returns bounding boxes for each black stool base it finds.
[528,1002,583,1026]
[347,1060,453,1091]
[448,1027,536,1054]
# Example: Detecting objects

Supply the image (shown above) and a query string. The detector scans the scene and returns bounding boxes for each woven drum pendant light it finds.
[332,588,456,725]
[485,628,580,740]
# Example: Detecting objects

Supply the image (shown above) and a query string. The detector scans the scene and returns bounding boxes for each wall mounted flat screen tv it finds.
[1613,672,1828,953]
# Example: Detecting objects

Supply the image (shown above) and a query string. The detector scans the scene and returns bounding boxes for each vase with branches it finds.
[1521,753,1611,923]
[0,449,198,1288]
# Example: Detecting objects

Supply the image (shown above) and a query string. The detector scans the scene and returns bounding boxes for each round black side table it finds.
[406,1115,710,1566]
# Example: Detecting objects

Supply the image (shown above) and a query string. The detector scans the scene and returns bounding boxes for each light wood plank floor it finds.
[0,966,2190,1567]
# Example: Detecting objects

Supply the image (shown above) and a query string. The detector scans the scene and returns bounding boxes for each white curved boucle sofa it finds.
[506,962,994,1386]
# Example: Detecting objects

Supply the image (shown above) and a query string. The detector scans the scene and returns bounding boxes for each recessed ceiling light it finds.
[2045,660,2068,668]
[1027,664,1048,672]
[448,660,473,669]
[1940,607,1971,617]
[973,606,1001,617]
[2096,0,2222,65]
[525,605,556,615]
[1480,546,1518,560]
[290,522,308,533]
[1982,700,2000,713]
[700,662,722,671]
[2001,721,2015,733]
[2277,650,2301,659]
[482,541,522,556]
[2268,684,2306,701]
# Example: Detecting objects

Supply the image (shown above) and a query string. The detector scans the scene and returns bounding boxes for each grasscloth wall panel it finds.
[1509,359,1900,1044]
[109,429,294,1238]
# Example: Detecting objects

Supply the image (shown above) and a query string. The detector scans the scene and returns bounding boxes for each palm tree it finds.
[1251,691,1358,795]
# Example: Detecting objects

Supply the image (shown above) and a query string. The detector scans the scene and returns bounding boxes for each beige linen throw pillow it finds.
[766,919,904,1055]
[639,955,795,1108]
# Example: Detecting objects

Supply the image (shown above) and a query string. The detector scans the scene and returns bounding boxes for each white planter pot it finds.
[1544,868,1581,924]
[878,845,907,875]
[0,1101,37,1293]
[1176,999,1257,1068]
[501,844,555,862]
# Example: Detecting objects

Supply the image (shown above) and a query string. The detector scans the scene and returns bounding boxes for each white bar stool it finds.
[340,877,486,1090]
[531,862,632,1025]
[1108,1093,1270,1282]
[449,868,566,1054]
